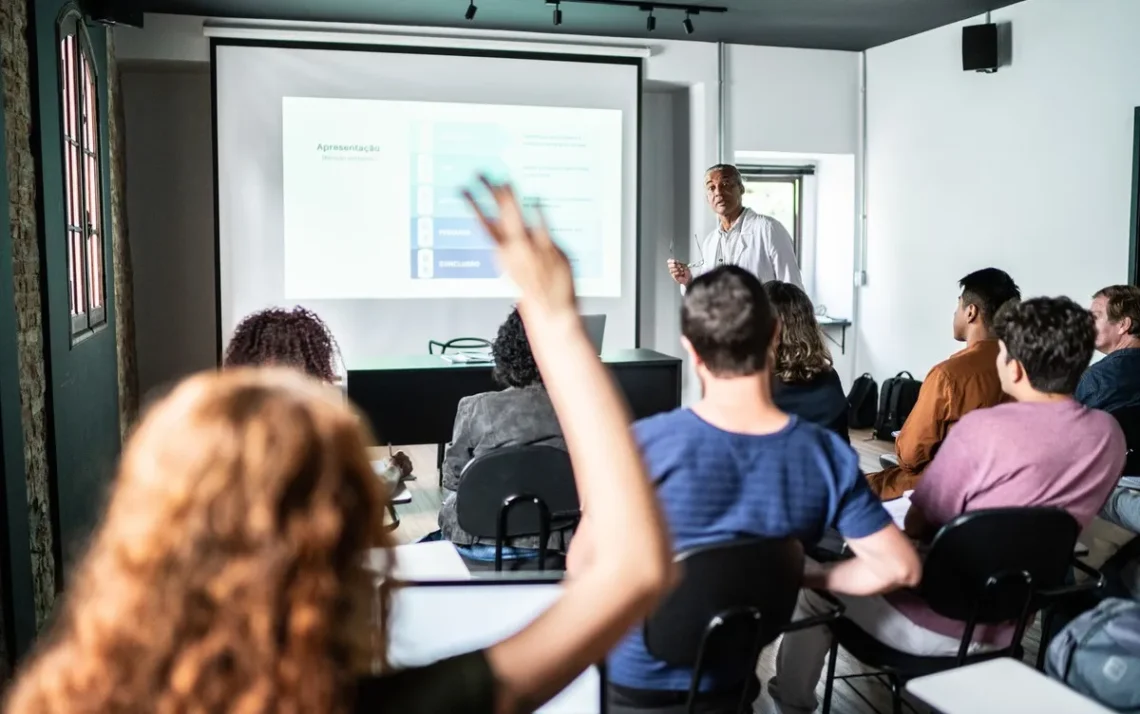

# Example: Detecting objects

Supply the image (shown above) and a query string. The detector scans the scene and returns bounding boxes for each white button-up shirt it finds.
[692,207,803,288]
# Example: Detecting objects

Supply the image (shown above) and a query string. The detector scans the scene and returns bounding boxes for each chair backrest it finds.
[920,507,1078,626]
[644,538,804,667]
[1110,406,1140,476]
[455,445,579,539]
[429,337,492,355]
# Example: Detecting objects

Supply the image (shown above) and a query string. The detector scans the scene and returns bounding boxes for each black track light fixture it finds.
[646,9,656,31]
[553,0,563,25]
[465,0,477,20]
[682,10,694,34]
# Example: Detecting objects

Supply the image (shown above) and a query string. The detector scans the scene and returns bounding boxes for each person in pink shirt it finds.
[771,296,1126,714]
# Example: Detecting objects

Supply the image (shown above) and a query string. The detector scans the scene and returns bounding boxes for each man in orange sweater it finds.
[867,268,1021,500]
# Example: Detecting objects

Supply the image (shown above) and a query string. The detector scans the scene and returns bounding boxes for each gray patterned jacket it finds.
[438,384,569,549]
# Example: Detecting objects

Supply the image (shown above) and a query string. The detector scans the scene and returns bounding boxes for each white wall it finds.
[861,0,1140,380]
[116,15,861,403]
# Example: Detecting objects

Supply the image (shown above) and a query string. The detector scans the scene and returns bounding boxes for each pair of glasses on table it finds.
[668,234,708,270]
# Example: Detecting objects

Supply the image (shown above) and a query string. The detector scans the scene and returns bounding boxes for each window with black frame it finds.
[738,165,813,261]
[58,11,107,339]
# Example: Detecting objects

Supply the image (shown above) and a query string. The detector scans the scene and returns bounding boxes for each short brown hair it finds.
[764,281,832,384]
[1094,285,1140,336]
[682,265,775,377]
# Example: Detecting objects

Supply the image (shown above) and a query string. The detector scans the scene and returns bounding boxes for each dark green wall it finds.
[32,0,119,571]
[0,47,37,668]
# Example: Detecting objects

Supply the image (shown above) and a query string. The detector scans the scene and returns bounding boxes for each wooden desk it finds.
[906,658,1112,713]
[347,349,683,446]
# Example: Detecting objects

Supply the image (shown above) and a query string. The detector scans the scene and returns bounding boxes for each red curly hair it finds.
[4,369,394,714]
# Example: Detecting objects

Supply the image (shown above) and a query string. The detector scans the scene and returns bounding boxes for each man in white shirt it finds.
[668,164,803,290]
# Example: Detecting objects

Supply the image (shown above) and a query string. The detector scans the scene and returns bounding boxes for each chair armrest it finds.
[1037,558,1105,600]
[781,591,845,633]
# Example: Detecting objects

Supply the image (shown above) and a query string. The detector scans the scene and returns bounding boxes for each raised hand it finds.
[462,176,575,318]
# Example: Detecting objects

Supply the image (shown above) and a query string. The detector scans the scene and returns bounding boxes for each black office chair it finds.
[428,337,492,356]
[631,538,842,714]
[1110,405,1140,477]
[820,507,1103,714]
[455,445,579,572]
[429,337,494,470]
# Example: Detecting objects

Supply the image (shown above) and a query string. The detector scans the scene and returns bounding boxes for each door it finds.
[33,1,120,569]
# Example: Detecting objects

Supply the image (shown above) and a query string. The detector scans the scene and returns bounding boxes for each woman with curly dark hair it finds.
[764,281,850,441]
[224,305,342,382]
[431,306,568,561]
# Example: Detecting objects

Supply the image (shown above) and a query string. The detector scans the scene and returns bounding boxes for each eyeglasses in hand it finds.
[668,234,707,270]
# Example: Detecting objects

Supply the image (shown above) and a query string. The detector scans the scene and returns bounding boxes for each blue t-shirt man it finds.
[606,408,891,693]
[1074,347,1140,414]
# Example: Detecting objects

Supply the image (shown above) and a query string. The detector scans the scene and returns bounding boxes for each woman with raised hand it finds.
[4,177,673,714]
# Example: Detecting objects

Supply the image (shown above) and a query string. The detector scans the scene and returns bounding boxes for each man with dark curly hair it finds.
[223,306,342,382]
[773,297,1128,714]
[434,307,567,557]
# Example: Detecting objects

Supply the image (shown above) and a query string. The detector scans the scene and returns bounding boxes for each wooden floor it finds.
[376,430,1107,714]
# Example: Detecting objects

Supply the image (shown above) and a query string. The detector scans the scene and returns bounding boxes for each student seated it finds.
[867,268,1021,499]
[4,177,674,714]
[223,305,342,381]
[434,306,568,557]
[771,297,1126,714]
[604,266,920,714]
[765,280,849,441]
[224,305,412,482]
[1075,284,1140,412]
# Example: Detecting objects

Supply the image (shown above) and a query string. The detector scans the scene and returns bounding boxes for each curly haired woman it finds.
[432,306,567,561]
[224,305,342,382]
[764,281,849,441]
[4,177,673,714]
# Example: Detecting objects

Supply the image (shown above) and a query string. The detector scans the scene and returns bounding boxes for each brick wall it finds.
[1,0,58,627]
[107,32,138,437]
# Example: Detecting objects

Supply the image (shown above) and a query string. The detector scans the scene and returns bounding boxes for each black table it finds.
[347,349,683,447]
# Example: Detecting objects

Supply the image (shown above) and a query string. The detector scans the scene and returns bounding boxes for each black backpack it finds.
[847,373,879,430]
[874,371,922,441]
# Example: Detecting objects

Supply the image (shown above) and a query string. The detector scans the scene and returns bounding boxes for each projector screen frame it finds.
[209,37,644,364]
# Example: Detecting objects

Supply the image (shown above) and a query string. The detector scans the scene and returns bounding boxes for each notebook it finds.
[386,579,602,713]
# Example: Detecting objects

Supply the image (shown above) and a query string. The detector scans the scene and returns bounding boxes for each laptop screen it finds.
[386,580,603,713]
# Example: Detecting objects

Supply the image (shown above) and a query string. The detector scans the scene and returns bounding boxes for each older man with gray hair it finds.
[667,164,803,290]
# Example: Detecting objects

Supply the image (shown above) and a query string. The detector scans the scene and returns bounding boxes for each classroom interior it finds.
[0,0,1137,709]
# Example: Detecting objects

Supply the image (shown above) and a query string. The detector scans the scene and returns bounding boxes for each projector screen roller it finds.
[215,43,641,364]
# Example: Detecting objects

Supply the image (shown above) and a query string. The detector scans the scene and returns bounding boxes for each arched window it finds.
[59,11,106,338]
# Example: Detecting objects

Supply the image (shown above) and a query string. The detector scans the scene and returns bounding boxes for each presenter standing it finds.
[668,164,803,289]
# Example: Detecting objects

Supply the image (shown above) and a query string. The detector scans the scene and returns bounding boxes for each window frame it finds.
[738,165,814,261]
[57,9,107,342]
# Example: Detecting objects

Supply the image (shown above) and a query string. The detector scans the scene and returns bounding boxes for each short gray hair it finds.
[704,164,744,189]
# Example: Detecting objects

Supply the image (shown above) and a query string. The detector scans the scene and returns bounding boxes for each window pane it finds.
[81,52,105,315]
[69,230,84,316]
[742,180,796,232]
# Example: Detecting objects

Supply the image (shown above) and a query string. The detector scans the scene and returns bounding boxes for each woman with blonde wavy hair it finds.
[4,178,674,714]
[764,280,850,441]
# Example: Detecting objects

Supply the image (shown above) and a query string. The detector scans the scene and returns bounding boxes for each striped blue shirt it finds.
[607,409,891,692]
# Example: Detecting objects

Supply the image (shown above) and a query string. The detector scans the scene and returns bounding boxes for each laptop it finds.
[582,314,606,355]
[386,578,604,713]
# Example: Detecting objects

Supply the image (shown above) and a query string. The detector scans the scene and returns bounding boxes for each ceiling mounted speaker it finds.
[962,23,998,73]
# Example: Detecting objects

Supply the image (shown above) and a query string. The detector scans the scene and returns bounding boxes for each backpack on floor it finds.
[847,373,879,430]
[1046,597,1140,713]
[874,371,922,441]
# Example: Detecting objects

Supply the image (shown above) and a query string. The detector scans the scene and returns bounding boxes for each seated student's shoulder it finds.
[633,408,697,446]
[781,417,862,479]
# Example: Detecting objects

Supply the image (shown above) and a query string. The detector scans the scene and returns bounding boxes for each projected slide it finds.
[281,97,623,300]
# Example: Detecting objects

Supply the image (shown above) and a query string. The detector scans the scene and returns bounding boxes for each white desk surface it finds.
[366,542,471,580]
[906,658,1113,714]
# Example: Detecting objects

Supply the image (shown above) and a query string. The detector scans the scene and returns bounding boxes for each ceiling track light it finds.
[646,9,655,31]
[682,10,694,34]
[465,0,477,20]
[553,0,562,25]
